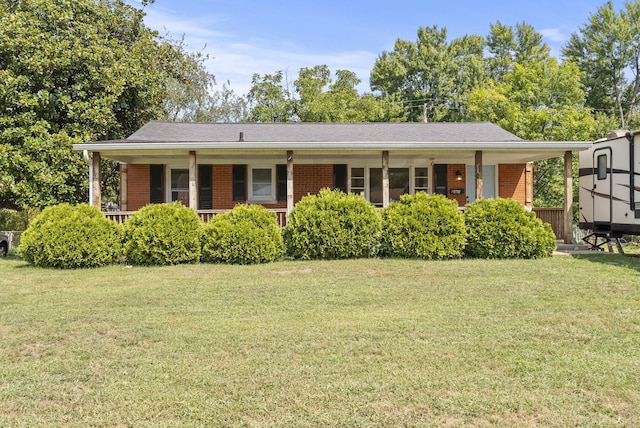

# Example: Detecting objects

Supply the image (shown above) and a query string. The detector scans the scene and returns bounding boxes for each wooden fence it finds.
[532,207,564,240]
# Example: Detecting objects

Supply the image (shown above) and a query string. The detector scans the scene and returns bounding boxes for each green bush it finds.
[19,204,122,268]
[464,198,556,259]
[283,188,382,260]
[381,193,465,259]
[0,208,37,231]
[123,202,201,266]
[201,204,284,264]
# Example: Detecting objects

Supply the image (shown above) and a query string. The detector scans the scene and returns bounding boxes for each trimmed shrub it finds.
[465,198,556,259]
[283,188,382,260]
[123,202,201,265]
[19,204,122,268]
[381,192,465,259]
[201,204,284,264]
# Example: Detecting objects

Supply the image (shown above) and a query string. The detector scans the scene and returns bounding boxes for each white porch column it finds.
[91,151,101,208]
[287,151,294,216]
[120,163,128,211]
[475,150,483,201]
[382,150,390,208]
[564,150,573,244]
[189,151,197,209]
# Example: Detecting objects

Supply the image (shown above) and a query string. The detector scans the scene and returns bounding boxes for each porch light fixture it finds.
[455,170,462,181]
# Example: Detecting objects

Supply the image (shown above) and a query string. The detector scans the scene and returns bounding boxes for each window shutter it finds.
[232,165,247,202]
[276,164,287,202]
[198,165,212,209]
[150,164,164,204]
[333,164,347,193]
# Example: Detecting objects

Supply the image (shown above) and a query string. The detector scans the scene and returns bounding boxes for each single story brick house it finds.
[73,121,591,241]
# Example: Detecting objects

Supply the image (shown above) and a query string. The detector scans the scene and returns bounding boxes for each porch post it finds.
[382,150,390,208]
[525,162,533,208]
[287,150,294,215]
[189,151,197,209]
[475,150,483,201]
[563,150,573,244]
[120,163,128,211]
[91,151,101,208]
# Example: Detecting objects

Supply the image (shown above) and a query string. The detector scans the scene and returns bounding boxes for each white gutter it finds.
[74,140,593,152]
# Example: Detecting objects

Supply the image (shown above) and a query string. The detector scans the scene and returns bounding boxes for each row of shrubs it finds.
[18,189,556,268]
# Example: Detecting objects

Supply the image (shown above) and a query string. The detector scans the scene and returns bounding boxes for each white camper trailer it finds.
[579,130,640,244]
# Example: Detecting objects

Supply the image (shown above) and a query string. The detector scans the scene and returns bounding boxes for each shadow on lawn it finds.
[571,252,640,274]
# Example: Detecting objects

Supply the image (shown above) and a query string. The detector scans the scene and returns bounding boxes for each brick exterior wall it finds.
[446,164,467,207]
[124,162,529,211]
[126,164,152,211]
[498,164,526,205]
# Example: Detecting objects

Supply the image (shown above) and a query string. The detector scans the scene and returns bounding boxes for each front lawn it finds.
[1,255,639,426]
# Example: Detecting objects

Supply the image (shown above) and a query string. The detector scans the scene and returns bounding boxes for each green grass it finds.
[1,255,639,427]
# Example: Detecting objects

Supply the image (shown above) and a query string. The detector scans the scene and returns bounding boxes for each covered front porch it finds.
[74,121,591,243]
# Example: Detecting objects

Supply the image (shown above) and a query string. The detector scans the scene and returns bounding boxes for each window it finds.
[171,169,189,205]
[414,167,429,193]
[597,154,608,180]
[370,168,410,205]
[249,167,275,201]
[350,167,365,196]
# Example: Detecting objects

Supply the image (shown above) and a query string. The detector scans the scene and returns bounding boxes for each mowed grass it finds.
[1,255,639,427]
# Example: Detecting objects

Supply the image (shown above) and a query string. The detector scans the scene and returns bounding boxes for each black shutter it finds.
[150,164,164,204]
[276,164,287,202]
[333,164,347,193]
[198,165,212,210]
[232,165,247,202]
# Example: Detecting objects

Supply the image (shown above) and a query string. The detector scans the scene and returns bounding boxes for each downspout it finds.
[83,150,93,206]
[625,131,637,210]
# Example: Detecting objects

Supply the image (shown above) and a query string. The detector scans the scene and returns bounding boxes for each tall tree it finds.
[486,22,550,80]
[245,66,403,122]
[370,26,485,122]
[0,0,206,208]
[563,0,640,128]
[294,65,403,122]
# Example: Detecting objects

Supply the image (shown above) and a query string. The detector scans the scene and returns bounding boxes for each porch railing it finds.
[532,207,564,240]
[104,208,289,228]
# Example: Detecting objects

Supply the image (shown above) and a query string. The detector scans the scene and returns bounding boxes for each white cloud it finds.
[540,28,567,43]
[139,6,377,96]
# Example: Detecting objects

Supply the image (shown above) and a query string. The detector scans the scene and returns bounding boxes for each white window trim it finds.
[165,165,189,204]
[248,165,277,203]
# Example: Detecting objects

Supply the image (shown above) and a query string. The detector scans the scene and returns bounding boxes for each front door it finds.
[592,147,613,229]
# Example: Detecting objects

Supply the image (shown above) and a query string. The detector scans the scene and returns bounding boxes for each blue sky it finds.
[131,0,624,95]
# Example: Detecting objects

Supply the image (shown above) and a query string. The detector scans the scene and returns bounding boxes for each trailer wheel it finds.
[0,243,7,257]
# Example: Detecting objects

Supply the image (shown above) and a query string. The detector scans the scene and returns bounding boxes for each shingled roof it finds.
[125,121,523,143]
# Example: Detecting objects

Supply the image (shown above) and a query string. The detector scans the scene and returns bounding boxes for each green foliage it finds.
[0,0,213,208]
[123,202,201,266]
[201,204,284,265]
[370,26,486,122]
[0,208,39,231]
[381,193,465,259]
[563,0,640,128]
[464,198,556,259]
[18,204,122,268]
[283,189,382,260]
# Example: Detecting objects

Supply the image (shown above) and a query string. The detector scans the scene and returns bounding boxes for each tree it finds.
[0,0,204,209]
[370,26,485,122]
[245,66,403,123]
[294,66,403,122]
[563,0,640,128]
[246,71,297,122]
[467,58,596,206]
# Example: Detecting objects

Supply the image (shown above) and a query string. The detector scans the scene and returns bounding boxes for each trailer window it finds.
[597,154,608,180]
